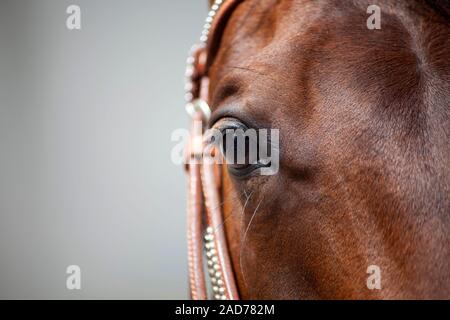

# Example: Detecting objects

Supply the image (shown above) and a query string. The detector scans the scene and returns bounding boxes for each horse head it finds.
[190,0,450,299]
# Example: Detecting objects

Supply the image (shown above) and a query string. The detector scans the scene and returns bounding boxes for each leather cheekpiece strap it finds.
[185,0,244,300]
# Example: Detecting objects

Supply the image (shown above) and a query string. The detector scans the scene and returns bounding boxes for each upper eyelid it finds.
[210,110,236,128]
[208,104,260,130]
[209,89,272,130]
[211,117,248,132]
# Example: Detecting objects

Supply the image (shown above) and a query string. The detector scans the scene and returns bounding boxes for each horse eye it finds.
[213,118,271,177]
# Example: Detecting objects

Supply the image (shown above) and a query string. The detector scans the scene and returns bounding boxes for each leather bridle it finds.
[184,0,243,300]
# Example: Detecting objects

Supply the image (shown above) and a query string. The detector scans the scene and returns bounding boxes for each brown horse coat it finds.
[206,0,450,299]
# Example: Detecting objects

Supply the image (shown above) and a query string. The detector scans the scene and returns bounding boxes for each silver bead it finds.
[185,65,194,77]
[186,56,195,65]
[204,234,214,241]
[184,82,193,92]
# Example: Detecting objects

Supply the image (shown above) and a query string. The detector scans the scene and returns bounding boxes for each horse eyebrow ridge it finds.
[226,65,279,83]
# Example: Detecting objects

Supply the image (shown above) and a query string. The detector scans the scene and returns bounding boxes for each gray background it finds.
[0,0,206,299]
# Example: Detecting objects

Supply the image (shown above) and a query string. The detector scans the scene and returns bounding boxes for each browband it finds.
[184,0,244,300]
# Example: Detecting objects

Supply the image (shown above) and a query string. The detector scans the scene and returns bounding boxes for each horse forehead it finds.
[217,2,409,67]
[210,0,434,120]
